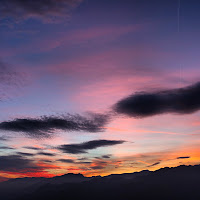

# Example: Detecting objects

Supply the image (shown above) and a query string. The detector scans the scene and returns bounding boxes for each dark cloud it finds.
[77,157,88,161]
[94,160,107,164]
[95,154,112,159]
[113,82,200,118]
[0,113,109,138]
[0,146,14,150]
[102,155,111,159]
[57,158,92,165]
[90,166,104,170]
[17,152,35,157]
[0,0,83,23]
[37,152,56,157]
[40,159,53,163]
[78,161,92,164]
[57,159,75,163]
[57,139,125,154]
[23,146,43,150]
[177,156,190,159]
[148,162,160,167]
[0,155,37,172]
[0,155,59,177]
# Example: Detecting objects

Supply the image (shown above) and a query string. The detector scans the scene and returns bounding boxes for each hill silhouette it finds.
[1,164,200,200]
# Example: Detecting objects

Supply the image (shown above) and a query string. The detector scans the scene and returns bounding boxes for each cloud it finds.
[0,0,83,23]
[177,156,190,159]
[0,61,19,85]
[17,152,35,157]
[23,146,43,150]
[113,82,200,118]
[40,159,53,163]
[148,162,160,167]
[102,155,111,159]
[0,113,109,138]
[37,152,56,157]
[0,155,60,178]
[57,159,75,163]
[0,146,14,150]
[0,60,27,87]
[78,161,92,164]
[57,158,92,165]
[0,155,37,172]
[57,139,125,154]
[0,61,26,100]
[0,136,9,141]
[90,166,104,170]
[94,154,112,160]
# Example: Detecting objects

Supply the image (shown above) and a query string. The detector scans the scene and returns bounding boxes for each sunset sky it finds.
[0,0,200,180]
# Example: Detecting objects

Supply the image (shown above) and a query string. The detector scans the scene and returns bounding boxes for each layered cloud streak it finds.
[113,82,200,118]
[57,139,125,154]
[0,113,109,138]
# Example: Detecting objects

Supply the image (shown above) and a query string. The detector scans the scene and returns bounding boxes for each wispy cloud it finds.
[37,152,56,157]
[0,60,26,100]
[0,146,14,150]
[148,162,160,167]
[0,113,109,138]
[23,146,44,150]
[0,136,9,141]
[57,139,125,154]
[17,152,35,157]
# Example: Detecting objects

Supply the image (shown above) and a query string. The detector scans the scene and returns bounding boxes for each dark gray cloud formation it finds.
[57,159,75,163]
[0,146,14,150]
[94,154,112,159]
[148,162,160,167]
[23,146,43,150]
[40,159,53,163]
[0,113,109,138]
[57,139,125,154]
[0,0,83,22]
[17,152,35,157]
[113,82,200,118]
[57,159,93,165]
[102,154,111,159]
[90,166,104,170]
[176,156,190,159]
[37,152,55,157]
[0,155,37,172]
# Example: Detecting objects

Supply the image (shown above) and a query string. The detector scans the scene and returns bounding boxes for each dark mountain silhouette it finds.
[1,165,200,200]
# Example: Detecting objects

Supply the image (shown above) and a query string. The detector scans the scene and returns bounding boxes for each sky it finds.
[0,0,200,180]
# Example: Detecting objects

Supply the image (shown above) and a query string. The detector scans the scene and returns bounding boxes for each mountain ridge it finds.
[1,164,200,200]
